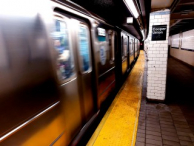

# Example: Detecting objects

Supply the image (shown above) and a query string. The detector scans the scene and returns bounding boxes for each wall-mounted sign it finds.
[152,25,167,41]
[97,28,106,36]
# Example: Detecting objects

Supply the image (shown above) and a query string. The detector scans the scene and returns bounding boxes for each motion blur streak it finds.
[0,0,60,145]
[0,0,140,145]
[0,0,49,17]
[0,101,59,142]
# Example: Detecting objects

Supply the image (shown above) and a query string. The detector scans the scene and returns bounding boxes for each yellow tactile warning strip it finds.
[87,50,145,146]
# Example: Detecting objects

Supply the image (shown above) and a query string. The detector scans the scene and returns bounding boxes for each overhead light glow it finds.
[124,0,139,18]
[127,17,133,24]
[141,30,145,41]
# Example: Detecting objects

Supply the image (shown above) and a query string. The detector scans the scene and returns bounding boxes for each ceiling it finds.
[56,0,194,39]
[170,0,194,35]
[59,0,151,40]
[151,0,194,36]
[170,19,194,35]
[151,0,174,10]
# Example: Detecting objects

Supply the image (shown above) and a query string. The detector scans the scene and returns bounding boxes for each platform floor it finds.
[87,51,194,146]
[136,57,194,146]
[87,51,145,146]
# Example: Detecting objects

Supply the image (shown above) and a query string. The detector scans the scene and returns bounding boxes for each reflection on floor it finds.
[135,56,194,146]
[87,51,145,146]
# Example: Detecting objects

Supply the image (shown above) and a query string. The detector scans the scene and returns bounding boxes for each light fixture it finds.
[127,17,133,24]
[123,0,139,18]
[141,29,145,41]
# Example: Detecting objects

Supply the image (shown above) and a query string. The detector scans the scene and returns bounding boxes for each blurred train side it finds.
[0,0,140,145]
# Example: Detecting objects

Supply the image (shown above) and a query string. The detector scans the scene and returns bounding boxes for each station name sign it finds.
[152,25,167,41]
[97,28,106,36]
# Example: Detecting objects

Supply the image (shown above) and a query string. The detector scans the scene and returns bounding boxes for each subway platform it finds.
[136,57,194,146]
[87,51,194,146]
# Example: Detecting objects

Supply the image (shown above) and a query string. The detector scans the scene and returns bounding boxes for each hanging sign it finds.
[152,25,167,41]
[98,28,106,36]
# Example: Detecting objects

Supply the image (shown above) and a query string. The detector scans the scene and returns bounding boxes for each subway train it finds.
[0,0,140,145]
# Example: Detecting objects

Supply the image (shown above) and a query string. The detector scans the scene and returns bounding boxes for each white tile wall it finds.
[171,34,179,48]
[145,9,170,101]
[182,29,194,50]
[170,29,194,67]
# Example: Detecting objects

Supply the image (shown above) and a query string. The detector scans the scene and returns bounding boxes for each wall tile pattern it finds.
[145,9,170,100]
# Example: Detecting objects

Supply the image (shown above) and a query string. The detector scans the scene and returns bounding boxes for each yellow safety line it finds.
[87,51,145,146]
[131,91,141,146]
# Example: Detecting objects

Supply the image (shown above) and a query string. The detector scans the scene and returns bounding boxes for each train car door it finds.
[127,35,130,71]
[135,39,137,58]
[96,26,116,108]
[53,11,95,145]
[130,38,135,64]
[129,37,132,66]
[136,40,138,58]
[52,13,83,145]
[133,39,135,60]
[72,19,94,122]
[121,34,128,74]
[137,40,139,56]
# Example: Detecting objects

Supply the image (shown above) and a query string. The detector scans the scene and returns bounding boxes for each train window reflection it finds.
[121,36,124,57]
[108,30,115,62]
[78,24,90,72]
[52,19,74,81]
[122,36,127,60]
[130,39,133,55]
[0,31,8,69]
[124,37,128,56]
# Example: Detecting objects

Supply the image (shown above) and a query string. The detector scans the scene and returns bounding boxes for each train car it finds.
[0,0,140,145]
[121,30,139,76]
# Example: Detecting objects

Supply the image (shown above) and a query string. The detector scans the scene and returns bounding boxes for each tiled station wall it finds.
[145,10,170,101]
[170,29,194,67]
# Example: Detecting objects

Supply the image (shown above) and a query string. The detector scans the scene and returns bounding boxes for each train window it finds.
[131,39,134,53]
[52,19,75,81]
[134,40,136,51]
[121,36,124,57]
[78,24,91,72]
[136,40,138,51]
[124,37,128,56]
[137,41,138,52]
[127,37,129,54]
[130,39,131,48]
[122,36,127,60]
[0,31,8,69]
[108,30,115,62]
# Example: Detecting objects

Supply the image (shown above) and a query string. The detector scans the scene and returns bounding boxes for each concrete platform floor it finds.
[136,56,194,146]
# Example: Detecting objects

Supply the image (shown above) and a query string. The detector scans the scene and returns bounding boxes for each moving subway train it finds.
[0,0,140,145]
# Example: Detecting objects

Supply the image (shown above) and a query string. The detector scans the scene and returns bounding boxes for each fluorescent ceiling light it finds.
[124,0,139,18]
[141,30,145,40]
[127,17,133,24]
